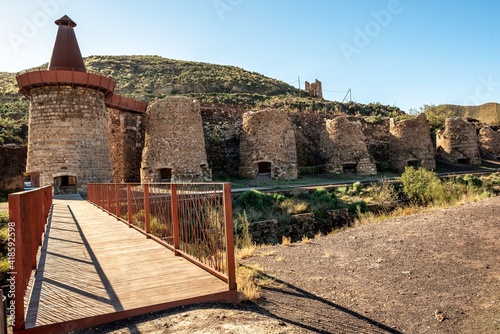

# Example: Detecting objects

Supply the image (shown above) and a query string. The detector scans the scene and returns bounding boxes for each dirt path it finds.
[76,197,500,333]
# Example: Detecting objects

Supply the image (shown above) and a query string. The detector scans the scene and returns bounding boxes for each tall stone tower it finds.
[16,16,114,195]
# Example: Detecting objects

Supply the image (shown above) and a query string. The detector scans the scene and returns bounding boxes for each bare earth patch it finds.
[76,197,500,333]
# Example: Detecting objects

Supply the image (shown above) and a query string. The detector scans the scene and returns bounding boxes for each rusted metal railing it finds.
[8,186,52,331]
[87,183,236,291]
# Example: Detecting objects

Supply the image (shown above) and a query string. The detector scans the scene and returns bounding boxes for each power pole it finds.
[298,76,301,97]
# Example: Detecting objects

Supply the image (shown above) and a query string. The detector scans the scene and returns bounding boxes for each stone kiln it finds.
[321,117,376,175]
[16,16,147,194]
[388,113,436,172]
[436,118,481,165]
[478,126,500,159]
[141,97,211,182]
[239,109,297,180]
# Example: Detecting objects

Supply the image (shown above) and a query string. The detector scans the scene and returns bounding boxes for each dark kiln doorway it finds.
[342,163,358,174]
[407,159,421,168]
[257,162,271,174]
[159,168,172,182]
[54,175,77,195]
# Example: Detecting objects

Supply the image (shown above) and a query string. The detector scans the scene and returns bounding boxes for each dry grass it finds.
[281,236,292,246]
[260,249,277,257]
[276,256,285,262]
[314,231,323,239]
[301,236,312,244]
[236,264,266,302]
[236,244,256,259]
[323,251,334,259]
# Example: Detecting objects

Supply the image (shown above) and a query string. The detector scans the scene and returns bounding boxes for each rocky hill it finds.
[426,103,500,129]
[0,55,405,144]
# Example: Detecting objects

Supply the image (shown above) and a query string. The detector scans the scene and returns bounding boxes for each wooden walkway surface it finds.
[23,195,234,332]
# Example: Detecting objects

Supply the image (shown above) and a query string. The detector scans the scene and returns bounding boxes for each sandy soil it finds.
[75,197,500,334]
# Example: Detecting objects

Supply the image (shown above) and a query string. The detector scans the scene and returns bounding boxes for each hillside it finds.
[0,55,405,144]
[426,103,500,129]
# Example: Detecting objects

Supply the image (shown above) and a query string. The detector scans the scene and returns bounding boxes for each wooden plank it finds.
[23,196,233,331]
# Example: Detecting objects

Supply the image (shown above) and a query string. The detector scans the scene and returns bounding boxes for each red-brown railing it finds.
[87,183,236,291]
[8,186,52,331]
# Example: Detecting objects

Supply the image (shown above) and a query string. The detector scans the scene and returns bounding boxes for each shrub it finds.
[400,167,442,205]
[369,180,400,211]
[234,211,253,250]
[235,190,274,211]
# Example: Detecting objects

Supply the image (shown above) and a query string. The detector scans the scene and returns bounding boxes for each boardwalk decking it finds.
[22,195,235,333]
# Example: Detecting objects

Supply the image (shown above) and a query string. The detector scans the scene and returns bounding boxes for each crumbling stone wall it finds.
[436,118,481,165]
[108,108,145,183]
[141,97,211,182]
[354,117,391,169]
[239,109,298,180]
[26,86,112,194]
[305,79,323,98]
[389,114,435,172]
[0,144,27,193]
[320,116,376,175]
[478,126,500,159]
[200,103,248,177]
[289,113,327,168]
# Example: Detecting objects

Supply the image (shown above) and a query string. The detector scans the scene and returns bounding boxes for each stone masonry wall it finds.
[353,117,391,168]
[26,86,112,194]
[436,118,481,165]
[200,103,248,177]
[478,126,500,159]
[320,117,376,175]
[0,144,27,193]
[108,108,145,182]
[389,113,436,172]
[239,109,298,180]
[141,97,211,182]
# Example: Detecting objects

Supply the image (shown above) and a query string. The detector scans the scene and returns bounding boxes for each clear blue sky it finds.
[1,0,499,112]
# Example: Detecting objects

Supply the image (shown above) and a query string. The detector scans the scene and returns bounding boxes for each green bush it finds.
[401,167,442,205]
[235,190,274,211]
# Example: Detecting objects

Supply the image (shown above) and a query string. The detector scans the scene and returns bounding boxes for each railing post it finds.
[171,184,180,255]
[8,194,25,331]
[127,184,132,228]
[223,183,236,290]
[107,184,112,213]
[143,184,151,237]
[115,184,120,217]
[29,192,37,270]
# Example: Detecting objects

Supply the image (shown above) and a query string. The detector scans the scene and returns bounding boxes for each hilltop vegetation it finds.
[0,55,405,144]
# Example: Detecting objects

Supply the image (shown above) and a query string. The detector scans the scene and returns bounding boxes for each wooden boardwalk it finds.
[22,195,235,333]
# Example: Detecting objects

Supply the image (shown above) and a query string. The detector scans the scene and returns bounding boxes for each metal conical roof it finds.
[48,15,86,72]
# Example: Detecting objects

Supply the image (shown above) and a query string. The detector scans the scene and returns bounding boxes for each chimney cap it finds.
[55,15,77,27]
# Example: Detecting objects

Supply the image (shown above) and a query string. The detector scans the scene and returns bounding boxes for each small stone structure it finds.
[320,117,376,175]
[108,109,145,182]
[305,79,323,98]
[478,126,500,159]
[141,97,211,182]
[239,109,297,180]
[436,118,481,165]
[389,114,436,172]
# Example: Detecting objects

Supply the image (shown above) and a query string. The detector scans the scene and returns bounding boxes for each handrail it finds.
[86,183,236,291]
[8,186,52,331]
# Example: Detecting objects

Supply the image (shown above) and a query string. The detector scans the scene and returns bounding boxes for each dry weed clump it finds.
[236,264,262,301]
[281,236,292,246]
